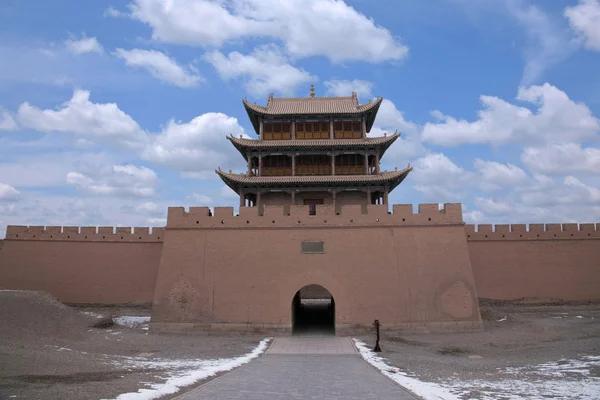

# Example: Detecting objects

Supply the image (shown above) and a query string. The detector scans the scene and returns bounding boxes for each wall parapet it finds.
[466,223,600,241]
[165,203,464,228]
[5,226,164,242]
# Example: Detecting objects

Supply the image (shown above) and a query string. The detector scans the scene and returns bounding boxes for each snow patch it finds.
[105,337,272,400]
[353,339,600,400]
[353,339,459,399]
[112,316,151,328]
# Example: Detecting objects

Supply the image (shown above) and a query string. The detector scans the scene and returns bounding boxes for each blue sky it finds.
[0,0,599,236]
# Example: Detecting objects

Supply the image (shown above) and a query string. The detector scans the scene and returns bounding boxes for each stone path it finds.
[174,337,418,400]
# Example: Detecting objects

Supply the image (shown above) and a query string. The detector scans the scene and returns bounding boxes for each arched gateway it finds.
[292,284,335,335]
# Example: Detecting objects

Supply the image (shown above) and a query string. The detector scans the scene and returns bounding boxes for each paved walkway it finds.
[174,337,418,399]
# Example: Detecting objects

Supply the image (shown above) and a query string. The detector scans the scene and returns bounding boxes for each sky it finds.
[0,0,599,236]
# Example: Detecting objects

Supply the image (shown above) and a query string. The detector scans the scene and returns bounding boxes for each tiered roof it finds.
[227,132,400,159]
[216,167,412,192]
[243,92,383,134]
[217,89,412,192]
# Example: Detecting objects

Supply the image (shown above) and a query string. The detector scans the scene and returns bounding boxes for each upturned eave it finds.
[216,166,412,194]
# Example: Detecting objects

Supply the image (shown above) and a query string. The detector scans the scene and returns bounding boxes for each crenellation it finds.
[239,206,259,217]
[418,203,439,215]
[393,204,413,216]
[81,227,97,235]
[511,224,527,232]
[366,204,388,217]
[4,225,163,242]
[529,224,544,232]
[546,223,562,232]
[134,227,150,235]
[495,224,509,233]
[163,202,469,228]
[581,223,595,232]
[442,203,462,218]
[98,227,114,235]
[466,222,600,241]
[478,225,493,233]
[563,223,578,232]
[213,207,234,217]
[46,226,62,234]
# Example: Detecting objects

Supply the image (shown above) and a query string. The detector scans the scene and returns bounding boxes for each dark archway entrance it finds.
[291,284,335,335]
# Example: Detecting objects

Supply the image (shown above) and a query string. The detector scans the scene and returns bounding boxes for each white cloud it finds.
[369,99,423,166]
[410,153,474,201]
[66,164,159,198]
[0,109,17,131]
[104,6,128,18]
[422,83,599,147]
[204,45,315,97]
[564,0,600,52]
[16,89,148,148]
[0,152,114,188]
[218,185,239,200]
[374,99,418,134]
[142,112,248,179]
[505,1,575,85]
[474,159,530,192]
[127,0,408,64]
[0,183,20,201]
[187,193,213,205]
[324,79,373,99]
[522,143,600,175]
[114,48,203,88]
[64,34,104,55]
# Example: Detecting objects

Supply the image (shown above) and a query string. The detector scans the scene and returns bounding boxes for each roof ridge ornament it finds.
[310,84,315,98]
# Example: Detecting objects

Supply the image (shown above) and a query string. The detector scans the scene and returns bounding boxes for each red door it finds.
[304,199,324,215]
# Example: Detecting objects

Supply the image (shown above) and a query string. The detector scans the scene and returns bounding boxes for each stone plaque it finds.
[301,241,324,253]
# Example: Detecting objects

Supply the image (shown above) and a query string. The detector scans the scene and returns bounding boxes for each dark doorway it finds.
[291,284,335,335]
[304,199,324,215]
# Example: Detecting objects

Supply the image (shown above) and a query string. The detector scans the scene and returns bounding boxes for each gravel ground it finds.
[356,300,600,399]
[0,291,263,400]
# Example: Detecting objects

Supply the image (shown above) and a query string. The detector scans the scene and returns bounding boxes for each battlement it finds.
[166,203,464,228]
[466,223,600,241]
[5,226,164,242]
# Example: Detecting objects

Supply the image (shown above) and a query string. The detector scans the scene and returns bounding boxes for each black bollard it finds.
[373,319,381,352]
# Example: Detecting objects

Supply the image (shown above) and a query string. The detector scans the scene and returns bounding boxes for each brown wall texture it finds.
[1,207,599,329]
[466,224,600,301]
[150,203,482,332]
[0,226,163,304]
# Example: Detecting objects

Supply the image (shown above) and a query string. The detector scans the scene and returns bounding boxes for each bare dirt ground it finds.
[1,291,599,400]
[0,290,263,400]
[356,300,600,399]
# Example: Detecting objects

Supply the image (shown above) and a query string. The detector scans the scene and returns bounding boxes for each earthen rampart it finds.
[0,226,163,304]
[151,202,482,333]
[466,223,600,302]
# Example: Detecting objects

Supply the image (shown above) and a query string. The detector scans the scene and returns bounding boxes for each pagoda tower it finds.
[217,85,412,215]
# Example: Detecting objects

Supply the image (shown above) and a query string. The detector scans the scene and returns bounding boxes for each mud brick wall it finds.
[151,203,482,330]
[0,226,164,304]
[466,224,600,301]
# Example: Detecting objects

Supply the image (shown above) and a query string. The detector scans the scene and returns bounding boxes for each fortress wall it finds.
[152,203,481,332]
[466,224,600,301]
[0,226,163,304]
